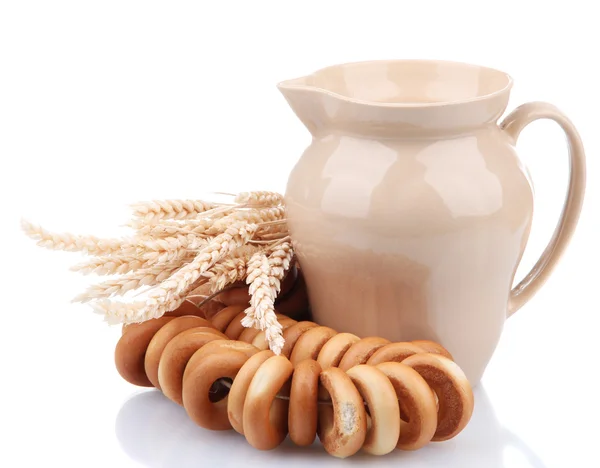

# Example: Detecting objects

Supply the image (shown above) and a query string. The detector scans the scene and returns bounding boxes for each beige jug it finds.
[279,60,585,384]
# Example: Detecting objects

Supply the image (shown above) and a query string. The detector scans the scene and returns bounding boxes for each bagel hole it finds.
[209,378,232,403]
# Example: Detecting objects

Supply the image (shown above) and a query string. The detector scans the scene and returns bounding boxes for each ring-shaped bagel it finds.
[238,326,262,343]
[250,318,299,350]
[402,353,474,441]
[227,350,275,434]
[346,364,400,455]
[181,350,250,430]
[184,340,259,381]
[289,326,337,365]
[410,340,454,360]
[211,305,246,332]
[337,337,390,371]
[243,355,294,450]
[158,326,227,404]
[375,361,438,450]
[223,312,248,340]
[280,321,319,358]
[317,332,360,370]
[144,316,217,389]
[317,367,367,458]
[366,342,426,366]
[288,359,321,446]
[115,316,175,386]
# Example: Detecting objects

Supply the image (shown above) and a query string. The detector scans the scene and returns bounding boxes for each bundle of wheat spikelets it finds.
[22,191,293,354]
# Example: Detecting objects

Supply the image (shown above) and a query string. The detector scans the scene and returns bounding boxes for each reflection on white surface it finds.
[116,386,546,468]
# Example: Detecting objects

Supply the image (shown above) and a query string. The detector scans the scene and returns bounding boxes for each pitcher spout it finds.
[277,75,325,137]
[278,60,512,138]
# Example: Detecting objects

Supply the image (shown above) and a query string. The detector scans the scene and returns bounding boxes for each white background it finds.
[1,1,599,467]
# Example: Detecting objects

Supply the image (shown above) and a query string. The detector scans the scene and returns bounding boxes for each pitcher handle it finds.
[500,102,586,317]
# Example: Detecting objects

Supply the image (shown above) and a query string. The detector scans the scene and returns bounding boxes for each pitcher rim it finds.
[277,59,514,109]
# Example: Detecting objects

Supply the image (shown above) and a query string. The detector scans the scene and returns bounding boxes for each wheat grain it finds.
[93,223,257,323]
[24,191,294,349]
[71,234,207,276]
[241,240,292,353]
[70,255,144,275]
[91,299,149,324]
[91,277,208,324]
[144,222,257,314]
[73,263,182,302]
[206,206,285,235]
[131,199,218,223]
[266,240,293,294]
[234,191,284,207]
[118,234,209,255]
[242,251,284,354]
[70,248,197,275]
[21,219,128,255]
[204,244,259,291]
[133,218,214,237]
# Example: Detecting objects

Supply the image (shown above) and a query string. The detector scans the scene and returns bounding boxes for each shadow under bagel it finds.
[115,386,547,467]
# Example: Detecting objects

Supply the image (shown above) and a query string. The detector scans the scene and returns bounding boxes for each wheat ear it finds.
[131,200,218,223]
[73,263,182,302]
[21,219,128,255]
[205,245,260,291]
[266,240,293,293]
[133,218,214,237]
[91,223,257,323]
[70,255,145,275]
[207,206,285,235]
[234,191,284,207]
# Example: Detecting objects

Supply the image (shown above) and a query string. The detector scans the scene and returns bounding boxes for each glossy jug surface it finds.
[280,60,585,384]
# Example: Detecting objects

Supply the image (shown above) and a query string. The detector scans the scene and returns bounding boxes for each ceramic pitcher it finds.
[279,60,585,384]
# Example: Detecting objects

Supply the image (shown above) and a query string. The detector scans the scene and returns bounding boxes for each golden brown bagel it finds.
[411,340,454,360]
[366,342,426,366]
[210,305,246,332]
[375,361,438,450]
[227,350,275,434]
[280,321,319,358]
[289,326,337,365]
[182,350,250,430]
[317,367,367,458]
[144,316,214,389]
[157,327,227,404]
[346,364,400,455]
[316,332,360,370]
[402,353,474,441]
[115,316,175,386]
[337,337,390,371]
[288,359,321,446]
[243,355,294,450]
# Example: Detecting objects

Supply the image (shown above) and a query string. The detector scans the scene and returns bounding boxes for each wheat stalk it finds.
[145,223,257,309]
[95,223,258,323]
[24,190,294,353]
